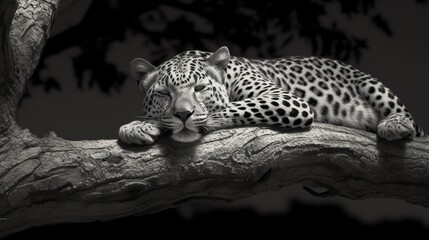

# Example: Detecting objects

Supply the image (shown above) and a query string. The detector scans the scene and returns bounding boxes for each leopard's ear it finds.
[130,58,157,91]
[207,46,230,69]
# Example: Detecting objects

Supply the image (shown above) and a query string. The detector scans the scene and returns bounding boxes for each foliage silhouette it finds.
[27,0,425,95]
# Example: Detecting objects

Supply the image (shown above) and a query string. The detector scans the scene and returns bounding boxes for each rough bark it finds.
[0,0,18,133]
[0,0,58,133]
[1,0,429,238]
[1,122,429,237]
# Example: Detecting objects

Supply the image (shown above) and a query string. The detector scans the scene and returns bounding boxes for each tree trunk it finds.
[1,0,429,238]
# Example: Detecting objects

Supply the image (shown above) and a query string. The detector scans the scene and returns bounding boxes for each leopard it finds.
[118,46,424,144]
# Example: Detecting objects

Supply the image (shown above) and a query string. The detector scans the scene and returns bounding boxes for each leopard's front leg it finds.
[118,119,162,145]
[209,82,314,130]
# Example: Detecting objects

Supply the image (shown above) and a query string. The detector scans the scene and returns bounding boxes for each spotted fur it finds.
[119,46,424,143]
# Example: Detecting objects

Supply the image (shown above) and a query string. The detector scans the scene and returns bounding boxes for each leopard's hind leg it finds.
[355,77,424,141]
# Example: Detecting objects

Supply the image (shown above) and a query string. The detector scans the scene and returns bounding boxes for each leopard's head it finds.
[130,47,231,142]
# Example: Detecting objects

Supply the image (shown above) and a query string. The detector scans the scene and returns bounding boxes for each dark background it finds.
[9,0,429,238]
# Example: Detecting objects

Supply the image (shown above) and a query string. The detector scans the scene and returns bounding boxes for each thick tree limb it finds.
[0,0,58,133]
[0,0,18,133]
[1,0,429,238]
[1,122,429,237]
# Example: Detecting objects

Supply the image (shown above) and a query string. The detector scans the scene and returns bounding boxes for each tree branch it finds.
[0,0,18,133]
[0,0,59,133]
[1,123,429,237]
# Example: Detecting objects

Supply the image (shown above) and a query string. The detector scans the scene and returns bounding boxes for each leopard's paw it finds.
[377,113,416,141]
[118,120,161,145]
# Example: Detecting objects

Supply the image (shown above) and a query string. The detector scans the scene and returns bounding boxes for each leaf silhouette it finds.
[27,0,414,96]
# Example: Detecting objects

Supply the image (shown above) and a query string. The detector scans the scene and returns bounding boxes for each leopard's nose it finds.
[173,110,194,123]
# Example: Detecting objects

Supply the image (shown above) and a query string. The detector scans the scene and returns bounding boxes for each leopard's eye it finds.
[195,85,206,92]
[156,89,170,96]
